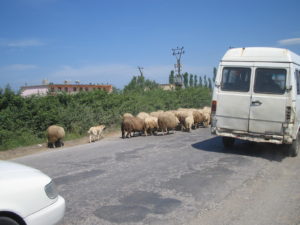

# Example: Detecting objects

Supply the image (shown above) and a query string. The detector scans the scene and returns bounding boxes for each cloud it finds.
[278,38,300,46]
[0,39,45,47]
[2,64,38,71]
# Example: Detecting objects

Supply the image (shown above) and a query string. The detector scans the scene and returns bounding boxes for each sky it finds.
[1,0,300,91]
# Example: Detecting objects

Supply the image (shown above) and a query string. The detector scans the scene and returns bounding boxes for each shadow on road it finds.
[191,136,287,162]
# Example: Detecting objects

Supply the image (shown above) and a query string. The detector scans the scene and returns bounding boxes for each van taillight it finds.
[211,100,217,112]
[286,106,291,121]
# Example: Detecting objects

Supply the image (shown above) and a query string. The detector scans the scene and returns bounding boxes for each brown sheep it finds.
[121,116,145,138]
[158,112,180,135]
[47,125,65,148]
[122,113,134,119]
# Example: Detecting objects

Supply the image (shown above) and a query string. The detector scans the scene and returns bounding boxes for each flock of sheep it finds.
[46,107,211,148]
[121,107,211,138]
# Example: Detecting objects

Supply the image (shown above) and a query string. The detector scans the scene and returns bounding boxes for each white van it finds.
[211,47,300,157]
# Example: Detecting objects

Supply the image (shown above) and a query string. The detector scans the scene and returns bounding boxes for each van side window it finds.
[254,68,286,94]
[296,70,300,95]
[221,67,251,92]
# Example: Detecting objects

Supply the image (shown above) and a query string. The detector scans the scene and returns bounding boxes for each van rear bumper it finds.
[213,127,293,144]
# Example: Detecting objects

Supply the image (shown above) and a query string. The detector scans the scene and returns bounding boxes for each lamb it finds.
[144,116,159,136]
[121,116,145,138]
[184,115,194,132]
[88,125,106,143]
[158,112,180,135]
[47,125,65,148]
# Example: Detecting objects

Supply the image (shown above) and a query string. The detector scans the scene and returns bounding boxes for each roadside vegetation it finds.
[0,74,212,151]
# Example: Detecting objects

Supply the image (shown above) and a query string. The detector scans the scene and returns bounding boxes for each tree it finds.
[137,74,145,85]
[194,75,198,87]
[213,67,217,82]
[199,76,203,87]
[169,70,175,84]
[189,74,194,87]
[4,84,13,95]
[204,75,208,88]
[124,75,159,93]
[183,72,189,88]
[208,77,212,89]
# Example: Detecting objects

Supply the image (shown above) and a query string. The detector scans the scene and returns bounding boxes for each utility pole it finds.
[137,66,144,77]
[172,46,185,87]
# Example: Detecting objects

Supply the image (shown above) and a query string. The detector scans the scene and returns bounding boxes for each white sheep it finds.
[88,125,106,143]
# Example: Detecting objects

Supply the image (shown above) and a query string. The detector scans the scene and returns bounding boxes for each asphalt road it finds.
[14,128,300,225]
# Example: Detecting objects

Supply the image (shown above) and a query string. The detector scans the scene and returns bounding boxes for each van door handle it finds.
[251,100,262,106]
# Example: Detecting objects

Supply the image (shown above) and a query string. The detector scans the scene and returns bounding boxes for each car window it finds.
[221,67,251,92]
[254,68,286,94]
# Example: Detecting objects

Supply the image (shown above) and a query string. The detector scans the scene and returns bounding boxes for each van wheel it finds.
[222,137,235,148]
[288,134,300,157]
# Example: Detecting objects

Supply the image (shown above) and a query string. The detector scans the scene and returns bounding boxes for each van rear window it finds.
[221,67,251,92]
[254,68,286,94]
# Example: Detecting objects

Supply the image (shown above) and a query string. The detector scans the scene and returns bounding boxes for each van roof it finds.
[222,47,300,63]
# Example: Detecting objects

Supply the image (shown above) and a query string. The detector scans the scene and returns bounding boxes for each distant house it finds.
[20,85,49,97]
[20,83,113,97]
[159,84,175,91]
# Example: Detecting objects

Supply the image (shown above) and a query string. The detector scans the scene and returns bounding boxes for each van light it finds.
[211,100,217,113]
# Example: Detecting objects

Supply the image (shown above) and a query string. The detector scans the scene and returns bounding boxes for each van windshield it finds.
[254,68,286,94]
[221,67,251,92]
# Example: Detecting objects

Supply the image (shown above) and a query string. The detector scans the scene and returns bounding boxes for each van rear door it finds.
[216,67,252,131]
[249,68,288,134]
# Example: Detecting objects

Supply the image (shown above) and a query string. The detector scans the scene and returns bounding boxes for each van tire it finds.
[222,137,235,148]
[288,134,300,157]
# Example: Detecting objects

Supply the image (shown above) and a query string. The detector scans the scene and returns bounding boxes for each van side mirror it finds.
[215,81,221,88]
[286,85,292,92]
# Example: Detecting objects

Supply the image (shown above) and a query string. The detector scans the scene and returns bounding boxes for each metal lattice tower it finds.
[172,47,185,87]
[137,66,144,77]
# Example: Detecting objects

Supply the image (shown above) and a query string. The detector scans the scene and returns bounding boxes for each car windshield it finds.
[221,67,251,92]
[254,68,286,94]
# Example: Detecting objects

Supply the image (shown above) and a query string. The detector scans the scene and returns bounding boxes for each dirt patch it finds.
[0,130,121,160]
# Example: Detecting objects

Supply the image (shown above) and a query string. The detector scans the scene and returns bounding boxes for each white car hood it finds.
[0,160,42,178]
